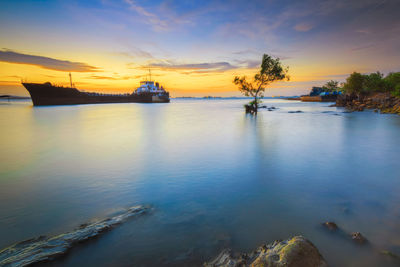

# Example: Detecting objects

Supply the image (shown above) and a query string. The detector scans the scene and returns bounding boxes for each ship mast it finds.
[69,72,72,88]
[149,69,151,81]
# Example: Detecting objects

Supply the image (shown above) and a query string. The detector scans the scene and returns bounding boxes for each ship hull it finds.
[22,83,170,106]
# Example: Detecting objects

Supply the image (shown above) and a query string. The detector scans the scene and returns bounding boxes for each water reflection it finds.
[0,99,400,266]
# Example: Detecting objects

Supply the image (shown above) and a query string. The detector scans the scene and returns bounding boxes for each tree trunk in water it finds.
[254,95,258,113]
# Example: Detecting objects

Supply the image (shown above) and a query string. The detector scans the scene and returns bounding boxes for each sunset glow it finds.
[1,0,399,97]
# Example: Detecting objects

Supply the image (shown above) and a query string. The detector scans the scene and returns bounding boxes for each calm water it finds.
[1,99,400,266]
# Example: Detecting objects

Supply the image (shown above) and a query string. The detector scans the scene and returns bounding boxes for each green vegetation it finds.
[342,71,400,97]
[385,72,400,97]
[322,80,339,92]
[234,54,289,114]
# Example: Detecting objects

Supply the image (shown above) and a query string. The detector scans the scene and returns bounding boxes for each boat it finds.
[22,72,170,106]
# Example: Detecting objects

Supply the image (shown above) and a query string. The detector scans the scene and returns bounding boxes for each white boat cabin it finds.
[135,80,166,94]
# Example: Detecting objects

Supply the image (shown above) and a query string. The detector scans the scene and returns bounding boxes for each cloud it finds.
[137,56,286,74]
[232,49,259,56]
[117,49,153,59]
[86,75,132,80]
[113,46,154,60]
[123,0,190,31]
[124,0,166,29]
[356,29,371,34]
[234,59,260,69]
[294,23,313,32]
[0,49,99,72]
[6,75,22,79]
[351,44,376,51]
[315,73,350,80]
[146,61,237,74]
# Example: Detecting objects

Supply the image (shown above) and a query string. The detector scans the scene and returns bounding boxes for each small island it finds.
[286,72,400,115]
[335,72,400,115]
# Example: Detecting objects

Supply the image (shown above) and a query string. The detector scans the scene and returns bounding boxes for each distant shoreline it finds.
[1,95,303,101]
[0,95,31,100]
[173,96,300,100]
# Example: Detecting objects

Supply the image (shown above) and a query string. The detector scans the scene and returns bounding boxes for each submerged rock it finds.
[351,232,368,245]
[381,250,400,260]
[322,222,338,231]
[321,221,368,245]
[288,110,303,113]
[0,206,149,267]
[205,236,327,267]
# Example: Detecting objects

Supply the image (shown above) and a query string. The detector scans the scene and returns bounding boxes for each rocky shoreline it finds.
[335,92,400,114]
[2,208,400,266]
[204,221,400,267]
[205,236,327,267]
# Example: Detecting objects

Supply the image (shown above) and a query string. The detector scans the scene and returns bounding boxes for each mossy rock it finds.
[381,250,400,260]
[205,236,327,267]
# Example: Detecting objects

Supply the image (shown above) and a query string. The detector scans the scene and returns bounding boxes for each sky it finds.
[0,0,399,97]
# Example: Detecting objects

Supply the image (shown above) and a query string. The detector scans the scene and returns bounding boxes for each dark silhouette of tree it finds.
[234,54,289,114]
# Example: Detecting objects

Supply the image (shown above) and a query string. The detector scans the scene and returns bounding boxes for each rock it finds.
[0,206,149,267]
[322,222,338,231]
[204,236,327,267]
[381,250,400,260]
[350,232,368,244]
[336,92,400,115]
[321,222,370,246]
[205,249,239,267]
[288,110,303,113]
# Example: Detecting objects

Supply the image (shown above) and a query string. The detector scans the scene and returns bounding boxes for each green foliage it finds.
[363,72,387,93]
[234,54,289,112]
[249,99,262,105]
[384,72,400,93]
[393,84,400,97]
[322,80,339,92]
[342,71,400,97]
[343,72,364,95]
[243,99,261,107]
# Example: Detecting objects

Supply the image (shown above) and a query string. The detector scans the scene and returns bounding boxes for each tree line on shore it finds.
[323,72,400,97]
[233,53,400,114]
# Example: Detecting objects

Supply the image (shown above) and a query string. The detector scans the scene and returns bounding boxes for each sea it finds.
[1,98,400,266]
